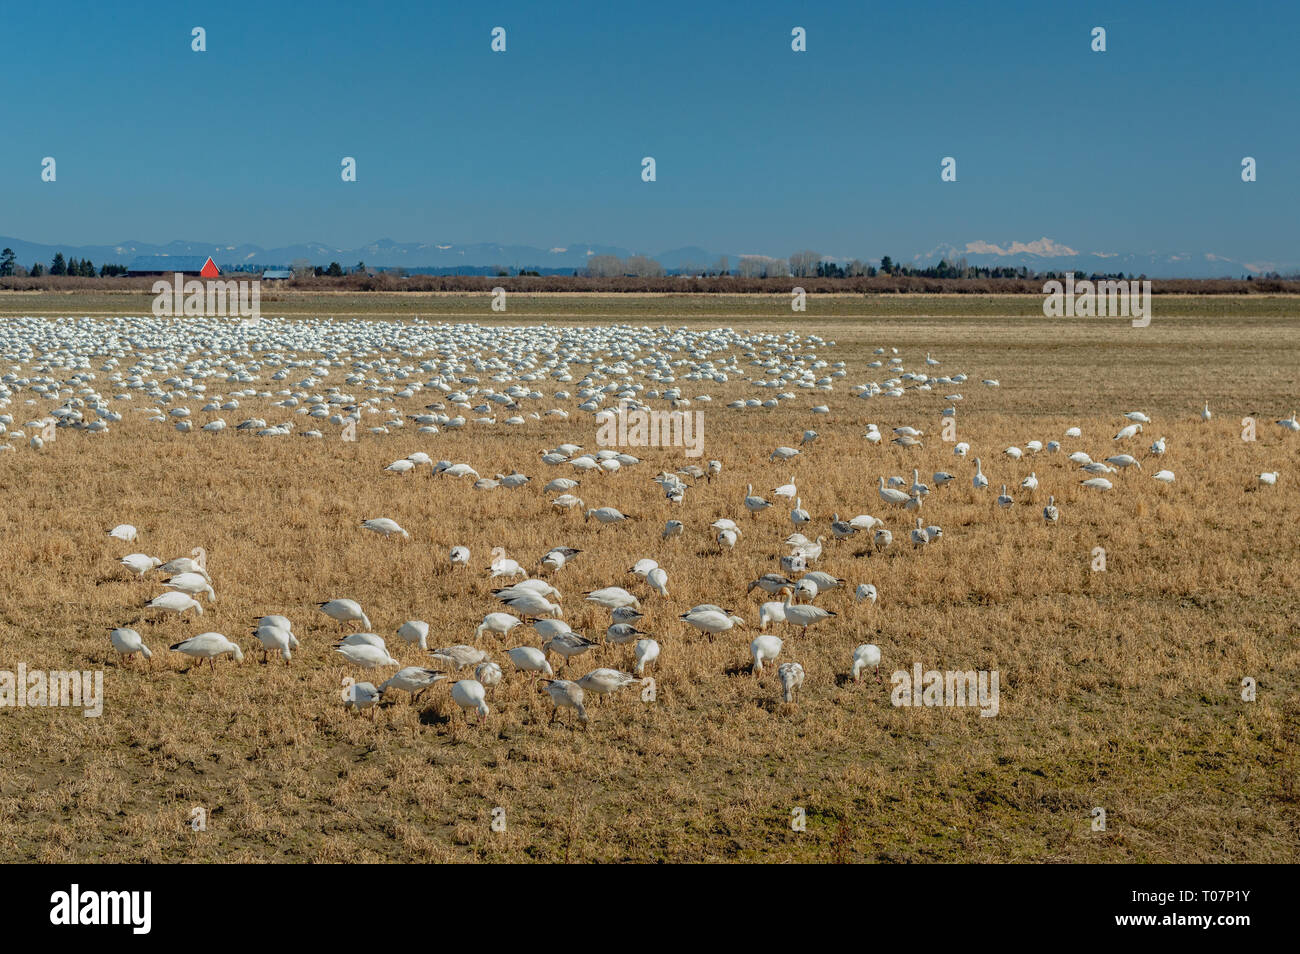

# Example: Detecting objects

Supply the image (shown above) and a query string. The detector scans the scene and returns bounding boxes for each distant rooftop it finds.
[126,255,210,273]
[261,269,292,280]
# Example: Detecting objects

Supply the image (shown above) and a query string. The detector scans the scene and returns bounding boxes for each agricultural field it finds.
[0,293,1297,863]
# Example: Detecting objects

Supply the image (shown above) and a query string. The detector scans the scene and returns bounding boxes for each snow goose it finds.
[790,498,811,527]
[1258,472,1279,487]
[1021,472,1038,492]
[744,485,772,518]
[450,680,489,724]
[319,599,371,630]
[634,638,659,675]
[108,524,137,542]
[681,608,745,637]
[335,643,399,669]
[1080,477,1113,491]
[506,646,554,676]
[362,517,409,539]
[396,620,430,651]
[997,485,1014,508]
[542,632,600,666]
[852,644,882,681]
[972,458,988,490]
[781,596,834,634]
[475,661,503,692]
[1105,455,1141,470]
[645,567,669,598]
[911,518,930,546]
[120,554,160,577]
[379,667,447,700]
[110,627,152,663]
[576,668,638,698]
[1152,470,1175,483]
[429,645,490,670]
[773,476,797,499]
[749,573,794,596]
[476,612,524,640]
[344,682,382,714]
[750,634,783,675]
[171,632,242,668]
[146,592,203,617]
[449,545,470,568]
[585,507,634,526]
[855,583,878,604]
[1277,412,1300,433]
[777,662,805,702]
[758,599,788,631]
[585,587,641,610]
[539,679,588,724]
[873,528,893,552]
[252,624,294,664]
[878,476,910,506]
[1043,496,1059,523]
[1201,402,1212,421]
[662,520,684,540]
[162,572,215,602]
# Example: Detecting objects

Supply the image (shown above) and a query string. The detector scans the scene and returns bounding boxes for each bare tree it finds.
[789,250,821,278]
[290,258,314,280]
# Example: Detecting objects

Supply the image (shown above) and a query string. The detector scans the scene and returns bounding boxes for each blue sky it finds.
[2,0,1296,267]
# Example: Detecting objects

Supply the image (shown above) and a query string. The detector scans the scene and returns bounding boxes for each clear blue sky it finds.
[2,0,1296,266]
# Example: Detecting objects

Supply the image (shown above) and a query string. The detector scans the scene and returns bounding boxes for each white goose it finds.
[777,662,805,703]
[450,680,489,724]
[110,628,152,663]
[878,476,910,506]
[750,634,783,675]
[851,644,882,682]
[744,485,772,518]
[171,632,243,667]
[781,595,833,633]
[972,458,988,489]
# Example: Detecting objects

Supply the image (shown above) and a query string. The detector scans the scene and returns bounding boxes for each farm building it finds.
[126,256,210,276]
[262,269,292,281]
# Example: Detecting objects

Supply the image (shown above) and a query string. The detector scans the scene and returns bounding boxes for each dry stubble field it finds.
[0,293,1297,862]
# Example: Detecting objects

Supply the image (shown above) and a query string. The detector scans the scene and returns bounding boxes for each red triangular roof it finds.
[200,257,220,278]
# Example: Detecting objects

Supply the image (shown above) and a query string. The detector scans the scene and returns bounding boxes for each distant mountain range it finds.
[0,235,1289,278]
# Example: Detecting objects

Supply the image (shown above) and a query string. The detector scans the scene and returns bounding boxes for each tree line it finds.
[0,248,128,278]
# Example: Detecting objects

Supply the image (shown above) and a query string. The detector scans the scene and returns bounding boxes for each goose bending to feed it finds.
[662,520,684,540]
[781,596,834,634]
[475,612,524,640]
[450,680,489,724]
[855,583,878,604]
[758,600,788,631]
[449,545,470,568]
[162,572,215,602]
[1106,455,1141,470]
[171,632,243,668]
[852,644,882,682]
[585,507,634,526]
[1258,472,1279,487]
[748,573,794,595]
[120,554,160,577]
[429,645,490,670]
[542,632,600,666]
[344,682,382,714]
[379,667,446,700]
[146,592,203,617]
[539,679,588,724]
[506,646,554,676]
[1080,477,1113,491]
[873,528,893,552]
[634,638,659,675]
[750,634,783,675]
[681,608,745,637]
[576,668,639,698]
[110,628,152,663]
[108,524,137,542]
[800,571,842,592]
[252,624,294,664]
[585,587,641,610]
[396,620,430,650]
[1152,470,1175,483]
[335,643,399,669]
[319,599,371,629]
[778,662,805,703]
[475,661,503,692]
[362,517,409,539]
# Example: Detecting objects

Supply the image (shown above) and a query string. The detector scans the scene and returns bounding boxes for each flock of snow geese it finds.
[2,315,1293,727]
